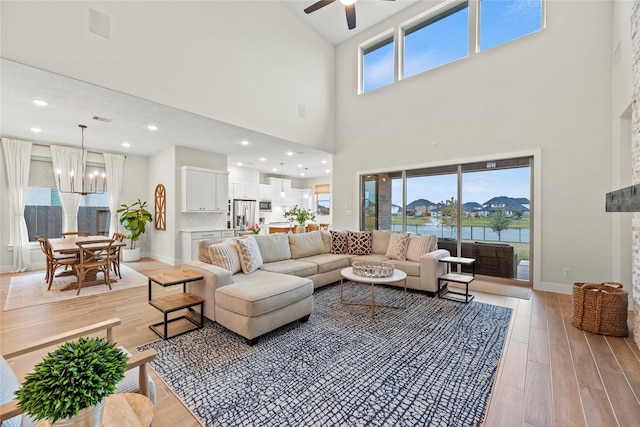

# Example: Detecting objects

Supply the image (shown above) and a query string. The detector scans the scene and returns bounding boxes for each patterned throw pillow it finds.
[234,236,264,274]
[208,242,241,274]
[330,230,348,254]
[347,231,373,255]
[406,234,438,262]
[385,232,410,261]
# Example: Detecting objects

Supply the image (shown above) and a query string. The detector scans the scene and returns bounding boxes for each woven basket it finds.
[571,282,629,337]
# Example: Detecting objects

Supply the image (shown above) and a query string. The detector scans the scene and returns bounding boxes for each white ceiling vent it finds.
[92,116,112,123]
[89,8,111,39]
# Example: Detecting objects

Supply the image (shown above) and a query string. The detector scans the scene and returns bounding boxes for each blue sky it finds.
[392,167,531,206]
[363,0,543,92]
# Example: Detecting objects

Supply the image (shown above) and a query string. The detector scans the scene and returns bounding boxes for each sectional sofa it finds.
[183,230,450,344]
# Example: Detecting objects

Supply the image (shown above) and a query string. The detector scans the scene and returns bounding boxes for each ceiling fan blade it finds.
[345,4,356,30]
[304,0,336,14]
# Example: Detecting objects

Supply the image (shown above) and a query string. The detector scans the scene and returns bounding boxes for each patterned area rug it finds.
[139,283,512,426]
[3,264,147,311]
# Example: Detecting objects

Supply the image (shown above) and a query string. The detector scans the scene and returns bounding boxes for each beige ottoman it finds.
[214,270,314,345]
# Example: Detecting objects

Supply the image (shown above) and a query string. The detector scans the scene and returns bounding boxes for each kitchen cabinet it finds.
[181,229,235,263]
[181,166,228,212]
[259,184,272,200]
[231,183,259,200]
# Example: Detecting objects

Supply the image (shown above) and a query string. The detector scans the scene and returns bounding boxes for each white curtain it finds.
[50,145,84,232]
[2,138,33,272]
[103,153,126,237]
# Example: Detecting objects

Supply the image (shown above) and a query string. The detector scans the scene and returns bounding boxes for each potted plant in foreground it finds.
[284,205,316,233]
[117,199,153,262]
[15,337,128,426]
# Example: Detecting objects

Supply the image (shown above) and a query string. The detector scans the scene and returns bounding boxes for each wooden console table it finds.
[438,256,476,303]
[148,270,204,339]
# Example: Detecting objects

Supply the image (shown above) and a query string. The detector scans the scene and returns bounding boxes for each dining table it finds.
[49,236,126,291]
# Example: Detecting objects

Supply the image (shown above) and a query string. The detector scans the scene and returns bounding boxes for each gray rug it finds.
[138,283,512,426]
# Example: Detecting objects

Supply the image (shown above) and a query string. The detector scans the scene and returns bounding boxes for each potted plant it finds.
[283,205,316,233]
[15,337,128,426]
[117,199,153,262]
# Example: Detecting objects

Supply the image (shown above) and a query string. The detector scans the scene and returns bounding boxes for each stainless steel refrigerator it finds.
[233,199,257,230]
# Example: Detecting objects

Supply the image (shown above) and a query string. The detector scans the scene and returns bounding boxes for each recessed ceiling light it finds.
[147,124,158,131]
[272,168,278,172]
[30,127,42,133]
[32,99,48,107]
[240,140,249,146]
[325,169,331,173]
[259,157,266,162]
[300,172,305,176]
[297,164,303,168]
[122,142,130,148]
[321,160,327,164]
[286,151,294,156]
[237,162,243,166]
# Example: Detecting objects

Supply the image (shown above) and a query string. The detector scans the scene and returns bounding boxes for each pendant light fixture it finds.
[280,163,286,198]
[56,124,106,195]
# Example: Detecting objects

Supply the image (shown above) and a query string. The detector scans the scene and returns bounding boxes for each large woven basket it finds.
[571,282,629,337]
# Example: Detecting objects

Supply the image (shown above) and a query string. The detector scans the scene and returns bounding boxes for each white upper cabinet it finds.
[231,182,259,200]
[182,166,229,212]
[259,184,272,200]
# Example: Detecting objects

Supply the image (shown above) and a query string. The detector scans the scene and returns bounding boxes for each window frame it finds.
[358,28,396,94]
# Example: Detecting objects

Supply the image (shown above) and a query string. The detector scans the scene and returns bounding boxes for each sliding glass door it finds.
[360,156,532,283]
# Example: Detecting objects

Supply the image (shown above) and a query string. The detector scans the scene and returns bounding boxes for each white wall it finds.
[0,1,336,153]
[333,0,614,293]
[0,142,148,272]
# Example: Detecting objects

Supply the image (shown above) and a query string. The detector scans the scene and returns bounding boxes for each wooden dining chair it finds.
[307,223,320,232]
[37,236,78,290]
[110,233,127,279]
[61,231,90,238]
[75,239,114,295]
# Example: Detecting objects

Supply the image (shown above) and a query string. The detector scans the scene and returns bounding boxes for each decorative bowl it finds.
[352,261,394,278]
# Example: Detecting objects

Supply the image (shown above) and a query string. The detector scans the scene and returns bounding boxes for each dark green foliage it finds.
[117,199,153,249]
[15,337,128,423]
[283,205,316,224]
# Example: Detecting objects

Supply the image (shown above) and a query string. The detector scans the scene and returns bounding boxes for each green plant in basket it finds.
[15,337,128,424]
[283,205,316,225]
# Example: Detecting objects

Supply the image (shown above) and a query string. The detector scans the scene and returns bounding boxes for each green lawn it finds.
[391,216,530,228]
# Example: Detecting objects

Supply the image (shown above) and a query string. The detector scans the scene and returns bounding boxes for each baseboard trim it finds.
[537,281,573,295]
[148,253,181,266]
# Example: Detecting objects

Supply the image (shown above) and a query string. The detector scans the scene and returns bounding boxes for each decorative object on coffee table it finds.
[351,261,394,278]
[340,266,407,318]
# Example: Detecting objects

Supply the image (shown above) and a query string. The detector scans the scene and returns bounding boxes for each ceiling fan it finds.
[304,0,395,31]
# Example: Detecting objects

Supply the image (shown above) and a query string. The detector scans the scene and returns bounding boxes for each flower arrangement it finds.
[248,223,261,235]
[284,205,316,225]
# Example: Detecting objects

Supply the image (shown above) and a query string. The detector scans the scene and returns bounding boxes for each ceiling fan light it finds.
[340,0,356,5]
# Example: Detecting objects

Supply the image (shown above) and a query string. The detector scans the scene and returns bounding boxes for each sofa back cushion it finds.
[372,230,391,255]
[320,231,332,253]
[406,234,438,262]
[330,230,348,254]
[288,231,326,259]
[386,232,411,260]
[347,231,373,255]
[234,236,264,274]
[208,241,242,274]
[254,233,292,263]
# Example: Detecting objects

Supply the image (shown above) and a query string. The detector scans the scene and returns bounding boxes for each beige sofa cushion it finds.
[234,236,263,274]
[389,259,420,277]
[406,234,438,262]
[254,233,291,263]
[260,259,318,277]
[372,230,391,255]
[208,242,241,273]
[351,254,389,263]
[386,232,410,260]
[320,231,332,253]
[299,253,351,274]
[288,231,325,259]
[216,271,313,317]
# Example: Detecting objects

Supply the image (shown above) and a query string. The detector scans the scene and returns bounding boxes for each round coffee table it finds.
[340,267,407,318]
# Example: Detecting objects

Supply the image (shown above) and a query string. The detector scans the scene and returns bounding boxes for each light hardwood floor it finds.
[2,259,639,426]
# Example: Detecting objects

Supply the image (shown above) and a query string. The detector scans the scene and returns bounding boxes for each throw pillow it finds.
[406,234,438,262]
[234,236,264,274]
[372,230,391,255]
[288,231,326,259]
[347,231,373,255]
[385,232,410,261]
[330,230,348,254]
[208,242,241,274]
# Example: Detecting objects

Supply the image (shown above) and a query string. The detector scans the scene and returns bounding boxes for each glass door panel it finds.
[405,166,457,236]
[362,175,378,231]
